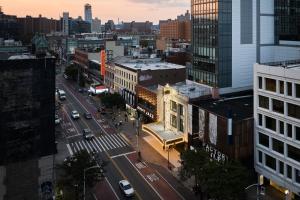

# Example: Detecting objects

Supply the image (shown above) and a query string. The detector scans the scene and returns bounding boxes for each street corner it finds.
[93,178,118,200]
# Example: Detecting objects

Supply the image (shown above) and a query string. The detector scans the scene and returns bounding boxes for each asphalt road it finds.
[56,73,160,200]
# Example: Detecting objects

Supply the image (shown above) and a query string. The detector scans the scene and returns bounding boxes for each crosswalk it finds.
[66,134,129,156]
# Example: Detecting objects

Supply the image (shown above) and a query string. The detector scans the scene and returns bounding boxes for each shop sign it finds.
[202,143,228,162]
[137,106,154,119]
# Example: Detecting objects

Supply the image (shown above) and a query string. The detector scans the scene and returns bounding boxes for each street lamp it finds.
[83,165,102,200]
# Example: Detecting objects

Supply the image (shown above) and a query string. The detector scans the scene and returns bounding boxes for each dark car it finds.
[83,129,94,140]
[84,112,92,119]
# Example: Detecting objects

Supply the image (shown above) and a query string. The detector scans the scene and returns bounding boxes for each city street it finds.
[55,73,181,200]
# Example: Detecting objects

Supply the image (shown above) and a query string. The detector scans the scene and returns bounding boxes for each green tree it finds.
[100,93,125,109]
[64,64,78,81]
[56,150,104,200]
[180,148,250,200]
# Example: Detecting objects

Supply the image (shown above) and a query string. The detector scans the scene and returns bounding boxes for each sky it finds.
[1,0,189,24]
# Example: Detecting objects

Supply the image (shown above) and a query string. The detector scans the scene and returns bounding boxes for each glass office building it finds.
[189,0,232,88]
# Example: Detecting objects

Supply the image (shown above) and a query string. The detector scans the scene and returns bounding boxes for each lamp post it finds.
[83,165,101,200]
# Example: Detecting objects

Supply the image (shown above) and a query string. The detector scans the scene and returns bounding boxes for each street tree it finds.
[100,93,125,109]
[180,148,250,200]
[64,64,78,81]
[56,150,104,199]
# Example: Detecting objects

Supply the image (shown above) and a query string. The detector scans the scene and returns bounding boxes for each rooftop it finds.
[114,56,185,71]
[192,90,253,121]
[167,81,212,99]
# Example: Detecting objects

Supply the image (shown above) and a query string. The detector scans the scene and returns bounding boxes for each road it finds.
[56,73,161,200]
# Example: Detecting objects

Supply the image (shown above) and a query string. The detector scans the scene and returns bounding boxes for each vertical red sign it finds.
[100,50,106,77]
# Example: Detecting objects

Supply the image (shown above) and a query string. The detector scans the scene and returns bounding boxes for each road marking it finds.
[66,134,81,139]
[74,142,80,153]
[120,133,130,145]
[97,137,109,151]
[154,170,185,200]
[66,144,73,156]
[110,151,137,159]
[85,140,94,152]
[78,141,84,150]
[62,106,81,135]
[124,156,164,200]
[89,140,100,153]
[103,136,116,149]
[99,136,111,150]
[106,134,121,148]
[113,134,127,146]
[81,141,90,153]
[94,137,106,151]
[105,177,120,200]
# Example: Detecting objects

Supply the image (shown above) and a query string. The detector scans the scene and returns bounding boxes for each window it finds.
[279,121,284,135]
[296,169,300,183]
[279,161,284,175]
[258,114,263,126]
[266,116,276,132]
[265,154,276,170]
[258,77,262,89]
[259,95,269,109]
[258,151,263,163]
[279,81,284,94]
[272,138,284,154]
[296,84,300,98]
[287,165,292,179]
[287,144,300,163]
[287,124,293,138]
[170,100,177,112]
[170,114,177,128]
[179,104,184,116]
[287,103,300,119]
[179,118,184,132]
[259,132,269,147]
[272,99,284,114]
[265,78,276,92]
[287,82,293,96]
[296,126,300,141]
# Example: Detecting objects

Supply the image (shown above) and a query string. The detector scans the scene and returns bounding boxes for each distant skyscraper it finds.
[92,17,101,33]
[62,12,69,35]
[84,3,92,24]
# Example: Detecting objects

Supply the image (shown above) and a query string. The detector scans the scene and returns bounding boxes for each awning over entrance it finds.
[142,122,184,148]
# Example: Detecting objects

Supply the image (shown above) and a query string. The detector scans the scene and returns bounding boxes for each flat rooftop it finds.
[114,56,185,71]
[169,81,212,99]
[192,90,253,121]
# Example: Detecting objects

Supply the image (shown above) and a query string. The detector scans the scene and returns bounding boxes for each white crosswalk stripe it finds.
[67,134,129,156]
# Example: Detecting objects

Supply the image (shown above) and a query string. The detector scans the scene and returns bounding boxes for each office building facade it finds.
[84,3,92,24]
[254,62,300,198]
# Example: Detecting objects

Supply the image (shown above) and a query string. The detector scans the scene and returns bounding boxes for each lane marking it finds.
[110,151,137,159]
[124,156,164,200]
[105,177,120,200]
[66,144,73,156]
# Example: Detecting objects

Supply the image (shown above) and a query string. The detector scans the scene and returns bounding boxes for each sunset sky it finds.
[1,0,189,24]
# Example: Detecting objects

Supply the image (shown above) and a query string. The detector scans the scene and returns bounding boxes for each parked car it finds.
[71,110,80,119]
[119,180,134,197]
[83,129,94,140]
[84,112,92,119]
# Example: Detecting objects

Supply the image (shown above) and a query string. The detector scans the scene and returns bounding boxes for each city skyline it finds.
[1,0,189,23]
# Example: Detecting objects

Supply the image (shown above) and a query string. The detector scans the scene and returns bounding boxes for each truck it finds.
[58,90,66,100]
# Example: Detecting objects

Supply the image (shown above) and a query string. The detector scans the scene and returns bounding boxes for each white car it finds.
[55,115,61,125]
[119,180,134,197]
[71,110,80,119]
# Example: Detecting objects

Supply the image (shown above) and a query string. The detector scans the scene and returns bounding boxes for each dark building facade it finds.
[0,57,56,165]
[0,10,21,40]
[275,0,300,41]
[189,93,254,165]
[189,0,232,88]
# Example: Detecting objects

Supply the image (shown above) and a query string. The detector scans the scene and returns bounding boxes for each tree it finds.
[56,150,104,200]
[180,148,250,200]
[64,64,78,81]
[100,93,125,109]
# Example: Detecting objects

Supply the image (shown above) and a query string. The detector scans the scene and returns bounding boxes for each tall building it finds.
[254,62,300,199]
[177,10,190,21]
[0,9,21,40]
[84,3,92,24]
[92,17,101,33]
[0,56,56,164]
[189,0,255,89]
[62,12,69,35]
[159,19,191,41]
